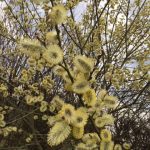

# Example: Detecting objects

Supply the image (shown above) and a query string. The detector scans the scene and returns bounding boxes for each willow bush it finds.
[0,0,149,149]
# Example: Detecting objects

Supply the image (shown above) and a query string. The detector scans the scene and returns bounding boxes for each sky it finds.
[73,1,87,21]
[0,1,5,20]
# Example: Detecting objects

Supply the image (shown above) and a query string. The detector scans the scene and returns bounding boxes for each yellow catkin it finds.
[100,141,114,150]
[72,80,90,94]
[72,107,88,127]
[43,44,63,65]
[95,114,115,128]
[72,126,84,139]
[114,144,122,150]
[123,143,131,149]
[74,55,95,73]
[49,5,67,24]
[46,31,57,43]
[59,103,75,124]
[100,129,112,142]
[82,133,100,144]
[75,143,87,150]
[103,95,118,109]
[19,38,43,59]
[98,89,107,100]
[47,121,71,146]
[51,96,64,110]
[83,89,97,106]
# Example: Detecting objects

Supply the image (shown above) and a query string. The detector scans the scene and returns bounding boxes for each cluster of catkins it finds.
[17,3,131,150]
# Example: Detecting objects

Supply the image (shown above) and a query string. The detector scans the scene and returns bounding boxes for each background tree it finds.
[0,0,149,150]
